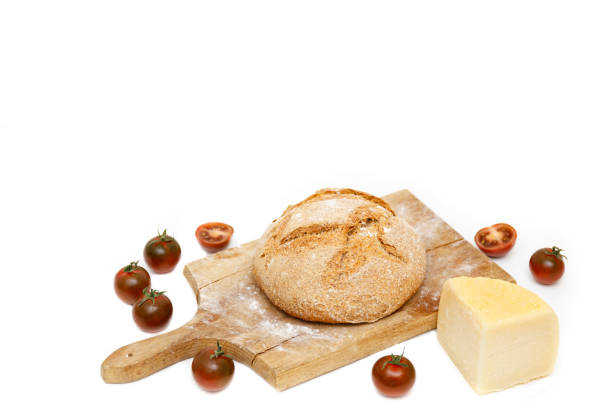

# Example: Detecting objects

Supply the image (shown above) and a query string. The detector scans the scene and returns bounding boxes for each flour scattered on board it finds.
[413,215,449,243]
[198,293,225,316]
[199,275,337,344]
[409,241,483,311]
[393,200,457,249]
[248,299,262,312]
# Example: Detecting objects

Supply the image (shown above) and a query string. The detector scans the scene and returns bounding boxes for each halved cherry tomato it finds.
[196,222,234,252]
[474,223,517,258]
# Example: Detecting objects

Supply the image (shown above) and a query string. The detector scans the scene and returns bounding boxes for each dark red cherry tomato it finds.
[143,229,181,274]
[372,350,416,397]
[132,288,173,332]
[474,223,517,257]
[192,341,235,392]
[195,222,234,252]
[114,261,151,305]
[530,246,566,285]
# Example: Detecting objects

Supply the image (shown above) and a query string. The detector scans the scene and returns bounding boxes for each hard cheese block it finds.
[437,277,559,394]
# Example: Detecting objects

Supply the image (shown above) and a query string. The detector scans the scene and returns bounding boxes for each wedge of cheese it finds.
[437,277,559,394]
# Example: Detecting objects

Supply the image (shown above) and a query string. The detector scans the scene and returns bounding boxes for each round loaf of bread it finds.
[253,188,426,323]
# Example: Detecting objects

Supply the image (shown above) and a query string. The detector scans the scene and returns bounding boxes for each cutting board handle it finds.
[101,319,216,384]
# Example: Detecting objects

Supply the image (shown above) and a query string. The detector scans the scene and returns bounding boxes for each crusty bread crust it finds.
[253,188,426,323]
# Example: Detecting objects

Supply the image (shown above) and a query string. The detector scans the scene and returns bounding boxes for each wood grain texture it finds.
[101,189,515,389]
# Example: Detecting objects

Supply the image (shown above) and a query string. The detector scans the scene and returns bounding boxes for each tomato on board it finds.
[192,341,235,392]
[114,261,151,305]
[372,350,416,397]
[530,246,566,285]
[143,229,181,274]
[474,223,517,257]
[195,222,234,252]
[132,288,173,332]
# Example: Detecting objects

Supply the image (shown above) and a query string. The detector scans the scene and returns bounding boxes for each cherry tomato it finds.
[195,222,234,252]
[114,261,151,305]
[143,229,181,274]
[192,341,235,392]
[530,246,566,285]
[372,350,416,398]
[132,288,173,332]
[474,223,517,257]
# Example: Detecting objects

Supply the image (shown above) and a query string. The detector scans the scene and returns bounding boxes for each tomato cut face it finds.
[474,223,517,258]
[196,223,234,252]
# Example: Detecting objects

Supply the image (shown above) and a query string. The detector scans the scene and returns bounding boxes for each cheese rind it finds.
[437,277,559,394]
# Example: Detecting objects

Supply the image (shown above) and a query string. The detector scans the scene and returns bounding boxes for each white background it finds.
[1,1,610,406]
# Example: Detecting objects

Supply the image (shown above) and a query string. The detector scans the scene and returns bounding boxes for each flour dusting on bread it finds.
[253,188,426,323]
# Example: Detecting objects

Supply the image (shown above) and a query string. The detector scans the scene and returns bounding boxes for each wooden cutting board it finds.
[101,189,514,390]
